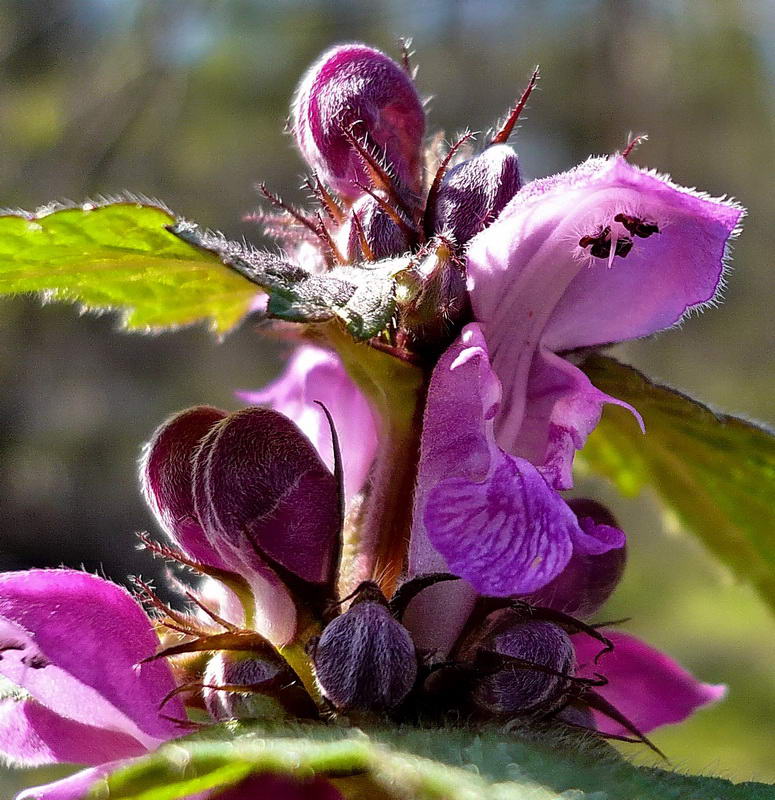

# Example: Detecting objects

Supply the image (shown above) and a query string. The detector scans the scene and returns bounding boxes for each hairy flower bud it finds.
[474,618,575,716]
[203,651,285,722]
[523,500,626,618]
[192,407,341,586]
[430,144,521,245]
[292,44,425,200]
[312,589,417,713]
[339,193,410,262]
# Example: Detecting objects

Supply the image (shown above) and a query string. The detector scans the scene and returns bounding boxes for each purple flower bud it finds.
[474,618,575,716]
[312,593,417,713]
[522,500,627,618]
[292,44,425,200]
[430,144,521,245]
[339,194,410,262]
[192,407,341,586]
[203,651,285,721]
[140,405,229,569]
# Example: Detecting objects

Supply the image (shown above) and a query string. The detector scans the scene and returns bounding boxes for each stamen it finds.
[614,213,660,238]
[490,66,540,146]
[578,226,633,260]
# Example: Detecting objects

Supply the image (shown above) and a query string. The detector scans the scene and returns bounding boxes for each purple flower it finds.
[413,155,743,597]
[0,569,184,800]
[292,44,425,200]
[141,405,341,644]
[411,324,626,597]
[238,345,378,504]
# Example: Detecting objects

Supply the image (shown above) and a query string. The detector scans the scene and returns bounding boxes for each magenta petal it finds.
[15,761,126,800]
[574,631,726,735]
[140,406,229,568]
[0,569,183,748]
[504,348,643,491]
[238,346,378,503]
[0,697,145,767]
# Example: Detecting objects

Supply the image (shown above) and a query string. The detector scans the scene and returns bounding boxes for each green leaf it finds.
[170,222,398,341]
[578,354,775,609]
[0,200,258,333]
[92,721,775,800]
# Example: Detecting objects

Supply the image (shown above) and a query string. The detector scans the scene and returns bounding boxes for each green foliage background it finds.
[0,0,773,793]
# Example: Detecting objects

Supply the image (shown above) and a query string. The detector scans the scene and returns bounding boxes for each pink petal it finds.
[15,761,126,800]
[0,570,183,749]
[0,697,145,767]
[412,324,607,597]
[466,157,742,452]
[238,346,378,503]
[504,348,642,491]
[574,630,726,735]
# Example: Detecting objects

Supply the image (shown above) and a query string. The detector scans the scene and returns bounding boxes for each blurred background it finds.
[0,0,773,793]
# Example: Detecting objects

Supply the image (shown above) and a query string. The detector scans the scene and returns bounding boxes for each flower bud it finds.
[430,144,521,245]
[523,500,626,618]
[339,193,410,262]
[292,44,425,200]
[141,405,229,569]
[312,592,417,713]
[474,618,574,716]
[203,651,285,722]
[192,407,341,586]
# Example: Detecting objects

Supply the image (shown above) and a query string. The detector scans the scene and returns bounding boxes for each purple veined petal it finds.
[409,323,499,577]
[423,451,576,596]
[211,773,344,800]
[502,348,643,491]
[431,144,521,245]
[522,499,626,618]
[292,43,425,199]
[15,761,128,800]
[466,158,743,434]
[574,631,726,735]
[0,697,146,767]
[238,346,379,503]
[140,405,229,568]
[0,570,183,748]
[412,324,585,597]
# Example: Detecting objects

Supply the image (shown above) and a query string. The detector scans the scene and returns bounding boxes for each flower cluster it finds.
[2,42,742,800]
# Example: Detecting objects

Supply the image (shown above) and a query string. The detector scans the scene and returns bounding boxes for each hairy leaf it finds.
[579,354,775,610]
[0,200,258,332]
[170,222,398,341]
[91,721,775,800]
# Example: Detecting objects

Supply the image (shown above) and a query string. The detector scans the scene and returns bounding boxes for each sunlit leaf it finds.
[92,721,775,800]
[0,199,257,333]
[579,354,775,610]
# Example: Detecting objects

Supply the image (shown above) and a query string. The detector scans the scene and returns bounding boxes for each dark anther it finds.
[578,226,633,259]
[614,213,660,238]
[21,653,49,669]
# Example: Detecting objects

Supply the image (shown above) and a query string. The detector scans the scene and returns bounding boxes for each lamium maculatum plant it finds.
[1,40,773,800]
